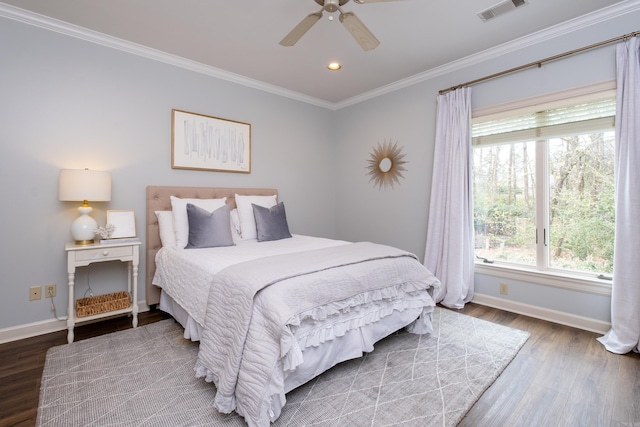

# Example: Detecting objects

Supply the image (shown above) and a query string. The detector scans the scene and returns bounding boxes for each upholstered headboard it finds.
[145,186,278,306]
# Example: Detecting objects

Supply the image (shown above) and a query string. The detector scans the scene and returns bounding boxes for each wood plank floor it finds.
[1,304,638,426]
[456,304,640,427]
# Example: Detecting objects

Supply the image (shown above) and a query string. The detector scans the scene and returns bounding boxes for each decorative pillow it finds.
[235,194,277,240]
[155,211,176,247]
[170,196,227,248]
[185,203,234,249]
[252,202,292,242]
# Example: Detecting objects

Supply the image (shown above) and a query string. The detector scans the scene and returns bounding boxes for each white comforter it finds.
[194,241,440,427]
[153,235,349,327]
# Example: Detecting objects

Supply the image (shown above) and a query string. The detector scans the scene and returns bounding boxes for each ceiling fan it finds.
[279,0,401,52]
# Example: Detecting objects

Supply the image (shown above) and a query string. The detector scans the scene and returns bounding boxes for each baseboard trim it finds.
[0,301,150,344]
[471,293,610,335]
[2,296,610,343]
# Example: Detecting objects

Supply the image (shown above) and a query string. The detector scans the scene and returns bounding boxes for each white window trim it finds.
[475,262,612,296]
[472,80,616,121]
[473,116,615,146]
[472,80,616,296]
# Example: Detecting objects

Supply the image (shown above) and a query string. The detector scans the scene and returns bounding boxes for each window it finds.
[472,94,615,278]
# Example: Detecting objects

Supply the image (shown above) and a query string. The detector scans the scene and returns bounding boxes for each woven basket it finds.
[76,291,130,318]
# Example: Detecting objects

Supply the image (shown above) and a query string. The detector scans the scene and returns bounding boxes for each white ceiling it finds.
[0,0,630,106]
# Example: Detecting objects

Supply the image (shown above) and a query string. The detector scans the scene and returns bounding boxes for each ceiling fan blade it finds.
[339,11,380,51]
[279,11,323,47]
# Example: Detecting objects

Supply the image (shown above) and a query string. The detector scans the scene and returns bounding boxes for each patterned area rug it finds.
[37,307,529,426]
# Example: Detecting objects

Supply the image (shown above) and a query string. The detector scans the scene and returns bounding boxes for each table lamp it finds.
[59,169,111,245]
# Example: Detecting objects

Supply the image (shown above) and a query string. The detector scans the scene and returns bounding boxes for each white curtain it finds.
[597,36,640,354]
[424,87,474,309]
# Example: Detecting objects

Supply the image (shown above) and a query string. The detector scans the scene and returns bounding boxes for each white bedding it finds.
[153,234,349,327]
[195,241,440,426]
[152,235,440,427]
[159,289,424,390]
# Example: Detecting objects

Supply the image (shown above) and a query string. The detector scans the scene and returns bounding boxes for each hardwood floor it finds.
[455,304,640,427]
[1,304,638,426]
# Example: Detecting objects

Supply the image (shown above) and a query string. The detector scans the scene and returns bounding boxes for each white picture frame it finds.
[107,210,136,238]
[171,109,251,173]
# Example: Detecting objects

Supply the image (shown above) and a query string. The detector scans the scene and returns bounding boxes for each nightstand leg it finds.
[132,263,139,328]
[127,262,132,295]
[67,272,75,344]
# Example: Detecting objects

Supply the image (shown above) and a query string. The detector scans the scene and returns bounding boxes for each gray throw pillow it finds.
[185,203,234,248]
[252,202,292,242]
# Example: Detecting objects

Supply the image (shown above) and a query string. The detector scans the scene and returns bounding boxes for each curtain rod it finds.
[439,30,640,95]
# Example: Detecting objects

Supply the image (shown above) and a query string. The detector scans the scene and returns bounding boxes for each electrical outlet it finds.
[45,284,56,297]
[499,283,509,295]
[30,286,42,300]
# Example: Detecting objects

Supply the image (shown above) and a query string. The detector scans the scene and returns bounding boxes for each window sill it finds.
[474,262,612,296]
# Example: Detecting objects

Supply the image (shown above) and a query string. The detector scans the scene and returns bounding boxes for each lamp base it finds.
[74,239,96,245]
[71,206,98,244]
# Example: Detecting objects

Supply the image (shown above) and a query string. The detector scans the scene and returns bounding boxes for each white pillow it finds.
[170,196,227,248]
[235,194,277,240]
[230,208,242,244]
[155,211,176,247]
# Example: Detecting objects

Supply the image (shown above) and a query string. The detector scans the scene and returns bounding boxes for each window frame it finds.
[471,82,616,295]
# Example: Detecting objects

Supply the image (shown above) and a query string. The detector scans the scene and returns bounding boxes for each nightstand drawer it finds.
[74,245,133,262]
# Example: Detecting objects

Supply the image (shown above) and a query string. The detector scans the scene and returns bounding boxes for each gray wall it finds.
[333,9,640,323]
[0,17,337,330]
[1,7,638,333]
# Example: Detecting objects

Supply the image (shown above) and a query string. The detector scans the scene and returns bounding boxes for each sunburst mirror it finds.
[366,139,408,190]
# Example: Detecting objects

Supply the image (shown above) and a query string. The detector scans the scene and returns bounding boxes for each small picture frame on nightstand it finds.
[107,210,136,238]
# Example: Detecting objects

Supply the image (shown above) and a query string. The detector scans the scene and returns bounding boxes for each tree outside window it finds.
[472,96,615,276]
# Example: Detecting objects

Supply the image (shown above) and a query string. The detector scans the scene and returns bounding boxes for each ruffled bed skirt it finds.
[162,290,434,425]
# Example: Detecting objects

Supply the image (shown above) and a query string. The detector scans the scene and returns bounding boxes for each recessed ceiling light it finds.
[327,62,341,71]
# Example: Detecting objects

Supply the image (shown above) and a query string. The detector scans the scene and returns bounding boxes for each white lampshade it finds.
[59,169,111,245]
[59,169,111,202]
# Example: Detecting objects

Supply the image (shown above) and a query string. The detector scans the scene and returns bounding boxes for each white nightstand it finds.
[65,240,141,343]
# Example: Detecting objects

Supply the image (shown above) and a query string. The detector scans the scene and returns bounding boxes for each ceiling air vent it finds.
[478,0,529,22]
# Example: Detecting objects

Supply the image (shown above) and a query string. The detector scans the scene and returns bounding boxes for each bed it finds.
[146,186,441,427]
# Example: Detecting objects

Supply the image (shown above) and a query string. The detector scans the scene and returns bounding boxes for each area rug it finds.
[37,307,529,426]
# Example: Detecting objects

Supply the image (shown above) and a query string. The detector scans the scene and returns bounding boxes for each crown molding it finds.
[1,1,639,111]
[0,2,335,110]
[334,0,640,109]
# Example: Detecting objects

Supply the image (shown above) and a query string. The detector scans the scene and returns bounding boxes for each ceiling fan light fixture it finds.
[323,0,341,13]
[282,0,395,51]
